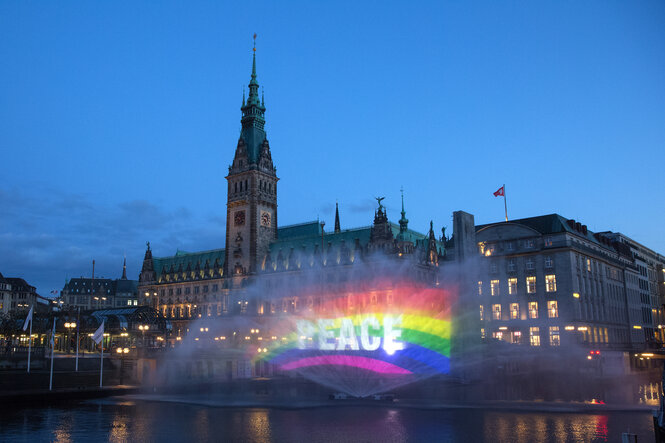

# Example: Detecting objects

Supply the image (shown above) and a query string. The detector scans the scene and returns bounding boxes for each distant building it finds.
[0,273,45,314]
[60,258,139,310]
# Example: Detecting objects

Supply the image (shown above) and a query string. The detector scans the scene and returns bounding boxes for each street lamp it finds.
[116,347,129,384]
[64,322,76,353]
[138,325,149,347]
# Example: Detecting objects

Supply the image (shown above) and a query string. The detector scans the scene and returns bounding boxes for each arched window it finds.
[245,179,248,190]
[234,182,238,193]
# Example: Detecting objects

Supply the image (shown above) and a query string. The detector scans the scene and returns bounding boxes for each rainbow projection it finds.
[254,281,454,397]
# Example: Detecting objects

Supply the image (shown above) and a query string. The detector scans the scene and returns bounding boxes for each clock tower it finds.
[225,40,278,277]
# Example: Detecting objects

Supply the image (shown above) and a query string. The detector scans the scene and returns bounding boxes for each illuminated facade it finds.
[474,214,665,356]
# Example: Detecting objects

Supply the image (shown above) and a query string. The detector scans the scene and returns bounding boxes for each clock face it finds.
[260,211,271,227]
[234,210,245,226]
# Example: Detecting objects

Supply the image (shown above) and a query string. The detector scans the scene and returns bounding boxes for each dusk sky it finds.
[1,1,663,297]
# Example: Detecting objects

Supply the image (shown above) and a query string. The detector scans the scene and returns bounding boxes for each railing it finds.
[0,346,46,359]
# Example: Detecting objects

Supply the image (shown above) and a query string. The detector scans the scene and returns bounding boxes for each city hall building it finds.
[137,49,447,340]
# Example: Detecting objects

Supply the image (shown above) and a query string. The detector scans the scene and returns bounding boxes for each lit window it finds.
[508,278,517,295]
[492,331,503,340]
[528,302,538,319]
[510,303,519,319]
[133,300,138,306]
[526,276,536,294]
[490,280,500,296]
[544,237,553,247]
[586,258,591,272]
[513,331,522,344]
[480,328,486,340]
[549,326,560,346]
[127,300,132,306]
[492,304,501,320]
[544,256,553,268]
[478,281,483,296]
[545,274,557,292]
[530,327,540,346]
[479,305,484,321]
[548,300,558,318]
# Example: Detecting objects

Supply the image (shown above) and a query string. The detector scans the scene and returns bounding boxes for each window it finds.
[526,259,535,270]
[526,276,536,293]
[544,236,553,247]
[510,303,520,319]
[176,288,182,295]
[490,263,498,274]
[513,331,522,344]
[492,304,501,320]
[508,278,517,295]
[194,286,200,294]
[212,284,219,292]
[491,280,500,296]
[203,285,208,293]
[525,239,534,248]
[507,259,516,272]
[185,287,191,295]
[548,300,558,318]
[545,275,557,292]
[478,281,483,296]
[549,326,560,346]
[492,331,503,340]
[528,302,538,319]
[480,328,486,340]
[530,327,540,346]
[506,242,514,251]
[544,256,553,268]
[168,288,173,296]
[586,258,591,272]
[127,300,132,306]
[479,305,484,321]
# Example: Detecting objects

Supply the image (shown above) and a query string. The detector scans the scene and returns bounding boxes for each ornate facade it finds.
[137,47,446,338]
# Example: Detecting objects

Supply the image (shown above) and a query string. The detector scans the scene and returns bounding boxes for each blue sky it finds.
[1,1,664,296]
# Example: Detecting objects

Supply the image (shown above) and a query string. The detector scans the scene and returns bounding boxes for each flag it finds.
[22,306,33,331]
[92,321,104,345]
[50,319,56,347]
[50,290,59,295]
[493,186,505,197]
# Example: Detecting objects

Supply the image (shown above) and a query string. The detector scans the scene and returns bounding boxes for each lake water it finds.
[0,398,655,442]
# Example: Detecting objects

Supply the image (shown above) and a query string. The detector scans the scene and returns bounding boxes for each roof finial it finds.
[334,201,341,234]
[261,87,264,106]
[253,33,257,52]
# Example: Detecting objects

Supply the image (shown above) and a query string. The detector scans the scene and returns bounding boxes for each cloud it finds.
[0,186,225,296]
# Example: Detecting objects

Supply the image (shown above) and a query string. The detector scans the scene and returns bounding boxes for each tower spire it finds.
[334,201,341,233]
[122,256,127,280]
[399,187,409,234]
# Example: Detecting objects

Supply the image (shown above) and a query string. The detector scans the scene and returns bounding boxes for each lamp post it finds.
[116,347,129,384]
[138,325,149,347]
[64,322,76,353]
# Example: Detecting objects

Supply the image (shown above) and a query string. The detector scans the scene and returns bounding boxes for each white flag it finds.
[50,318,56,347]
[92,321,104,345]
[22,306,33,331]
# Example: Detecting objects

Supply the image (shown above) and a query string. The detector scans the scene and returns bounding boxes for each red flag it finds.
[493,186,505,197]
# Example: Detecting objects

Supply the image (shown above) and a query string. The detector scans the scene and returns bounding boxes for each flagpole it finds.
[49,318,55,391]
[27,309,32,373]
[503,183,508,222]
[99,321,104,388]
[75,306,80,372]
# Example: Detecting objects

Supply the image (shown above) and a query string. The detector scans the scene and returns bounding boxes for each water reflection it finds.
[0,401,655,443]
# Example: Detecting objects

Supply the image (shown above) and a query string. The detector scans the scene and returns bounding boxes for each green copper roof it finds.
[153,248,225,281]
